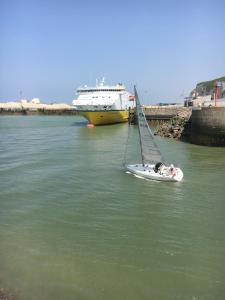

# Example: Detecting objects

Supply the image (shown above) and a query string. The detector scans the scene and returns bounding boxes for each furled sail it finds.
[134,87,164,165]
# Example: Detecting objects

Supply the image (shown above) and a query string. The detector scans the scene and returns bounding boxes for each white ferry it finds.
[72,78,135,125]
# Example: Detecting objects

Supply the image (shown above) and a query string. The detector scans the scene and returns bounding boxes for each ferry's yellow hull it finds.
[80,110,129,125]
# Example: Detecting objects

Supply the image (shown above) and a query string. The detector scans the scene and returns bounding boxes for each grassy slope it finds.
[197,76,225,89]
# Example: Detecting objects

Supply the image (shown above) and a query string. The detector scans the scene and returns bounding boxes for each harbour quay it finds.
[142,105,225,147]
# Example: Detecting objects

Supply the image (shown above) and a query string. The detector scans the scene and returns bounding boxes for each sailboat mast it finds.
[134,87,145,166]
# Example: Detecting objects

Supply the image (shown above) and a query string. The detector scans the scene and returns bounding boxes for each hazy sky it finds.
[0,0,225,104]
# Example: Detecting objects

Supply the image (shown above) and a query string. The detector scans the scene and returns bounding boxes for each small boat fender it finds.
[86,123,95,128]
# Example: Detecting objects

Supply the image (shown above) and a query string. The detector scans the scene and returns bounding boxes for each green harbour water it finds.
[0,115,225,300]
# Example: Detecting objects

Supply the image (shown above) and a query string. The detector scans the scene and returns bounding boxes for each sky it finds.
[0,0,225,104]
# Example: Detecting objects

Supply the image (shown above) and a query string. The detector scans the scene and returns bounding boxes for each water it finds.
[0,116,225,300]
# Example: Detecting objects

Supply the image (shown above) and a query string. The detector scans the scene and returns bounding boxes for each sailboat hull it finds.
[126,164,183,182]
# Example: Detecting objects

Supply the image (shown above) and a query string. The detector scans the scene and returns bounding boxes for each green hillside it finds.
[197,76,225,90]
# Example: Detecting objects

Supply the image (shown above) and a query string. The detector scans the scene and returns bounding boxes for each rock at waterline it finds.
[154,116,191,140]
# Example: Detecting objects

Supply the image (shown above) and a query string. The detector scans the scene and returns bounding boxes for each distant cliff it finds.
[191,76,225,98]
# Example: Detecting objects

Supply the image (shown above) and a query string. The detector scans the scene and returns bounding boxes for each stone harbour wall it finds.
[190,107,225,146]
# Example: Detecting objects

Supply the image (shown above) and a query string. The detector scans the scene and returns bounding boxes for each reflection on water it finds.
[72,120,88,127]
[0,116,225,300]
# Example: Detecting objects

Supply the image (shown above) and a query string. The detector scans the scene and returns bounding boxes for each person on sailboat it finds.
[170,164,177,177]
[154,162,165,174]
[154,162,162,173]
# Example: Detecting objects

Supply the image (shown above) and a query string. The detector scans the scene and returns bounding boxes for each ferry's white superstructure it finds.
[72,79,135,125]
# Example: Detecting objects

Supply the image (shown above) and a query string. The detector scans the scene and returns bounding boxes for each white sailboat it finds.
[125,87,183,182]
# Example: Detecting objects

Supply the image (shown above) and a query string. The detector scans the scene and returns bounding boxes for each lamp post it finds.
[214,81,218,107]
[214,81,222,107]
